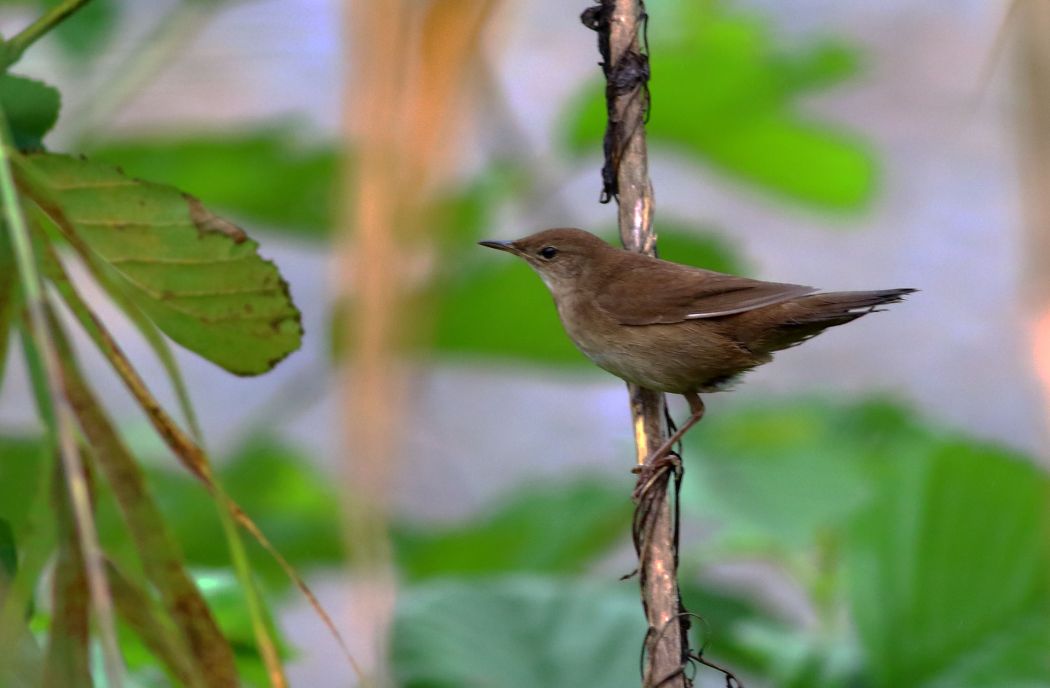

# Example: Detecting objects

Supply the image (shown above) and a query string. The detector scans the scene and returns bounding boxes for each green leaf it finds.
[194,570,290,687]
[20,152,303,375]
[432,258,585,365]
[151,440,345,589]
[90,127,339,237]
[633,223,746,274]
[43,0,119,59]
[392,577,641,688]
[107,561,207,688]
[729,619,862,688]
[394,479,631,580]
[0,222,16,388]
[679,580,777,673]
[847,439,1050,687]
[564,2,874,210]
[433,226,742,365]
[0,75,60,150]
[0,438,48,539]
[0,519,15,579]
[681,398,921,549]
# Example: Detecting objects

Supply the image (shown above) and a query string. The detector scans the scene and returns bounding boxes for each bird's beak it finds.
[478,239,520,255]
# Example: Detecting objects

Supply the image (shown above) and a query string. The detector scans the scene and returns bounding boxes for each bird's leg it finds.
[631,393,705,500]
[636,393,705,469]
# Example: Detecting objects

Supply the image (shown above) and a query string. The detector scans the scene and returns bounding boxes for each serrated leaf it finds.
[847,439,1050,687]
[20,153,302,375]
[0,75,60,150]
[563,2,874,209]
[394,479,631,580]
[91,127,339,237]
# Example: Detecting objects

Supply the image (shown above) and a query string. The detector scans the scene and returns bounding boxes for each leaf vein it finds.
[108,255,253,267]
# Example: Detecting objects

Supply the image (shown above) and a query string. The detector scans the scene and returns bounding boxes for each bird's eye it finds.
[539,246,558,260]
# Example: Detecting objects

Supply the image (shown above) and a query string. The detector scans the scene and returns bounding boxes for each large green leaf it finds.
[394,479,631,580]
[846,439,1050,687]
[20,153,303,375]
[434,226,743,365]
[91,128,339,238]
[564,2,874,209]
[0,75,60,150]
[681,398,922,550]
[392,577,642,688]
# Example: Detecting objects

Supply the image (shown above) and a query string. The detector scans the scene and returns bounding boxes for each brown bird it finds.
[480,228,915,463]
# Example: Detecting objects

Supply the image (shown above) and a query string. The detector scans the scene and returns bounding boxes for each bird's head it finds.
[478,228,612,293]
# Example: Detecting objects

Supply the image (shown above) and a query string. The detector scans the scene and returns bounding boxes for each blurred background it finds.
[1,0,1048,686]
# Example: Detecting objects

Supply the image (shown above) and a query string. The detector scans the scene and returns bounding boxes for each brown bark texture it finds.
[582,1,691,686]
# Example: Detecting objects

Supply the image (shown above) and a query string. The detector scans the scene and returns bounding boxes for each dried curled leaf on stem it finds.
[44,457,91,688]
[106,560,208,688]
[45,302,238,688]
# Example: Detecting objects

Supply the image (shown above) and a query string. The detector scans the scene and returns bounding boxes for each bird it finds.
[479,227,915,466]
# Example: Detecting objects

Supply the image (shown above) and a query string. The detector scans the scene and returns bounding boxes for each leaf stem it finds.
[0,108,124,686]
[1,0,95,71]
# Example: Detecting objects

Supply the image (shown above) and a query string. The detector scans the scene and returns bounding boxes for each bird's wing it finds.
[596,260,817,325]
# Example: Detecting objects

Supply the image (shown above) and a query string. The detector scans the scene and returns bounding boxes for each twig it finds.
[0,0,95,70]
[581,2,691,686]
[0,107,124,685]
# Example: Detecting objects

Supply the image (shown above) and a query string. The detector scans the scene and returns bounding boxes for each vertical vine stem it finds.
[0,116,124,684]
[582,1,692,686]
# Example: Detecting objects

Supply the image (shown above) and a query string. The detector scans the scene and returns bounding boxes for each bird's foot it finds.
[631,451,682,501]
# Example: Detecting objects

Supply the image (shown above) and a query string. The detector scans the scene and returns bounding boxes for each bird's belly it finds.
[563,315,754,394]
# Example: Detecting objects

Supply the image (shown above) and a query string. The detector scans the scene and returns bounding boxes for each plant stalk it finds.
[0,0,95,70]
[0,111,123,685]
[588,0,691,685]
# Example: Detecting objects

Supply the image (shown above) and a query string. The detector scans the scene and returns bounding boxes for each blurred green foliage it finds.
[565,1,875,209]
[91,128,339,238]
[1,0,1046,686]
[390,398,1050,687]
[393,577,643,688]
[44,0,119,59]
[0,74,60,150]
[1,394,1047,686]
[395,479,631,580]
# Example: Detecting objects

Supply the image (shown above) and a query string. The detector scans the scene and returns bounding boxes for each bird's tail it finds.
[743,288,916,353]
